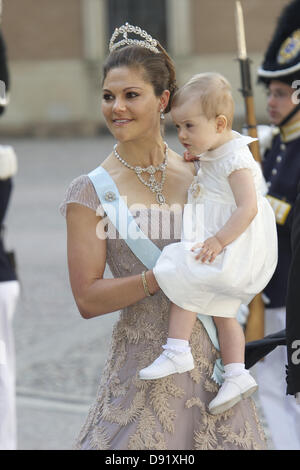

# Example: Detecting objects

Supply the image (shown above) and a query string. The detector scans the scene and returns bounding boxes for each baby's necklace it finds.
[113,143,168,205]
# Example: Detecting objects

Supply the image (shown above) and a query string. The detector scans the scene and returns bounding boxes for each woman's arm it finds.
[193,169,257,262]
[66,203,159,319]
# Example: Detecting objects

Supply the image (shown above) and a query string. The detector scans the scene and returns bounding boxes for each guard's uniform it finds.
[0,30,19,450]
[252,0,300,450]
[263,125,300,308]
[286,179,300,398]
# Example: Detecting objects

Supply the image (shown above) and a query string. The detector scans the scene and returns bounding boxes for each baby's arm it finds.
[217,168,258,245]
[193,169,258,262]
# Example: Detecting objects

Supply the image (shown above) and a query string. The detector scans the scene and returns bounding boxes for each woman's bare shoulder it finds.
[168,148,196,175]
[101,152,116,172]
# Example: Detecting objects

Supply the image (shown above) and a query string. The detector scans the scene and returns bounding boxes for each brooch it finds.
[190,180,203,199]
[104,191,116,202]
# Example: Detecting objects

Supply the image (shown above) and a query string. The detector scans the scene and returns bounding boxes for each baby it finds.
[139,73,278,415]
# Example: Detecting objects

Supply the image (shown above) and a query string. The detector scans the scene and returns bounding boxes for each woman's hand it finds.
[191,236,223,263]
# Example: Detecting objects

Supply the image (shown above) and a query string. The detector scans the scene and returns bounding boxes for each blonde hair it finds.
[172,72,235,128]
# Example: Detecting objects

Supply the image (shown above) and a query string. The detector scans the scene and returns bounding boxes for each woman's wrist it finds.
[142,270,160,296]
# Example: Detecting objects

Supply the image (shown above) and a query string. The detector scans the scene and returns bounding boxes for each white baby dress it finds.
[153,132,278,318]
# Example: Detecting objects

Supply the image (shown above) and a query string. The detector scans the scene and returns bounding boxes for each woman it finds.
[60,24,267,450]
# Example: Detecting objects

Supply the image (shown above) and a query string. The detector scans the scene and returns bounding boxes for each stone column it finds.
[81,0,107,61]
[166,0,193,56]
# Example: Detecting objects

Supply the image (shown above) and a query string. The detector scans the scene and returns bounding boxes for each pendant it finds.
[156,192,165,205]
[149,175,156,184]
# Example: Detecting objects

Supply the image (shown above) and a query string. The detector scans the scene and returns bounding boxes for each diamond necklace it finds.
[113,143,168,205]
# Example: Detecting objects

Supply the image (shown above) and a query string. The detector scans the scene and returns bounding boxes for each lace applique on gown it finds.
[60,174,267,450]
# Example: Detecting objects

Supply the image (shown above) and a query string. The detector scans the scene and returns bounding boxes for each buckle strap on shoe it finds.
[223,377,243,392]
[162,350,188,367]
[223,375,255,394]
[162,350,177,361]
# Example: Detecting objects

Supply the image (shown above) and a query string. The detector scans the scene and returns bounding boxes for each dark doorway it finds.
[107,0,167,50]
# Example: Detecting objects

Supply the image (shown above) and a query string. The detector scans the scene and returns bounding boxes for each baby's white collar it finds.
[197,131,257,161]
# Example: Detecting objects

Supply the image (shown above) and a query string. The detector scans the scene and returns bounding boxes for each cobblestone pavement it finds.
[2,134,272,450]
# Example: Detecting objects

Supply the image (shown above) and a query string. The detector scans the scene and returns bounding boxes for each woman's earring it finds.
[160,109,165,120]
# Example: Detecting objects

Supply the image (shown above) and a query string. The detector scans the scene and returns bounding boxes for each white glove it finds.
[0,145,17,179]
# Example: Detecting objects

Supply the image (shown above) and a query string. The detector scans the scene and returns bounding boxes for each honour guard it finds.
[286,180,300,404]
[254,0,300,450]
[0,25,19,449]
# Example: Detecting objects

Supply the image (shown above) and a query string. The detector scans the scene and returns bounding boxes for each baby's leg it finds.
[208,316,258,415]
[139,303,196,380]
[213,316,245,365]
[168,303,197,341]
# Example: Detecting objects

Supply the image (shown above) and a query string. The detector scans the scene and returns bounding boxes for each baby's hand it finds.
[191,236,223,263]
[183,150,200,162]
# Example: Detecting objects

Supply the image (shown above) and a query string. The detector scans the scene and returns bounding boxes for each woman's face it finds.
[102,66,165,143]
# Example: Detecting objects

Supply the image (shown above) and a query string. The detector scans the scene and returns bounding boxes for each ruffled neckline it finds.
[197,131,257,162]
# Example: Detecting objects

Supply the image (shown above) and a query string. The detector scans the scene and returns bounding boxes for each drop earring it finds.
[160,109,165,120]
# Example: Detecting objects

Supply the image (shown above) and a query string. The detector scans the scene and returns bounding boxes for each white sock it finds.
[224,362,249,378]
[162,337,191,354]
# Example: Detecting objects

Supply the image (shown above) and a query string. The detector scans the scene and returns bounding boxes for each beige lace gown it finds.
[60,174,267,450]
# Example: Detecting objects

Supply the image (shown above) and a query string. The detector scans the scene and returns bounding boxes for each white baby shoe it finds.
[139,350,194,380]
[208,372,258,415]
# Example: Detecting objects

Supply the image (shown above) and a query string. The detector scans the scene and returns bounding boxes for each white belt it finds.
[0,146,18,180]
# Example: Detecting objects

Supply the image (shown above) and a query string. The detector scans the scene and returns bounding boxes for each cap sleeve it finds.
[59,174,101,217]
[220,146,257,178]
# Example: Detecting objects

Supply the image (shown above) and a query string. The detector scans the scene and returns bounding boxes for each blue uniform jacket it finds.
[263,132,300,308]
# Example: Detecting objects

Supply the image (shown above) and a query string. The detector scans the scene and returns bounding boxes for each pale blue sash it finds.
[88,166,224,385]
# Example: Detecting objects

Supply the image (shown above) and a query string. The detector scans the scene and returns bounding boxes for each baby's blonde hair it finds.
[172,72,235,128]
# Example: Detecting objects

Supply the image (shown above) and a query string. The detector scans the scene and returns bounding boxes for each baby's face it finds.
[171,100,220,155]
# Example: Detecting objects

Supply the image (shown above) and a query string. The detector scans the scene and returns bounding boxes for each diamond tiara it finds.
[109,22,160,54]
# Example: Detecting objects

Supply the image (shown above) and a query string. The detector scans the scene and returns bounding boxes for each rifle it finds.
[0,1,9,107]
[234,1,265,342]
